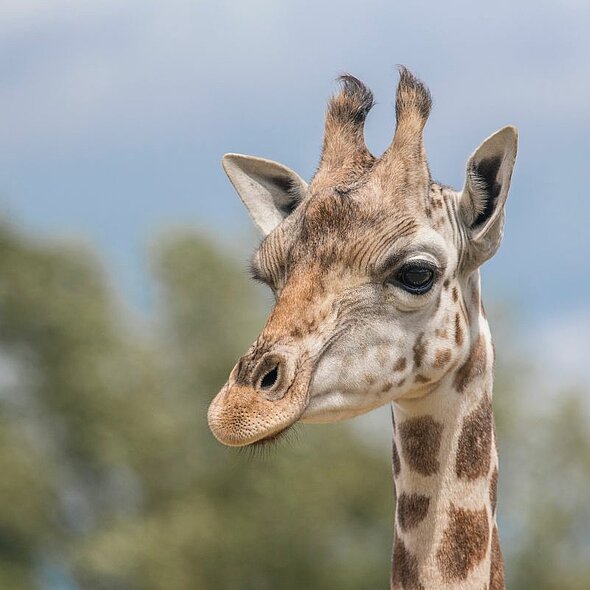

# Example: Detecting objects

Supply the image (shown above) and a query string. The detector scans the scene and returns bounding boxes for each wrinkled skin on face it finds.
[207,69,517,446]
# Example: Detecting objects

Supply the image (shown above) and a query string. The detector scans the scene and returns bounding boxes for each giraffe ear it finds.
[222,153,308,236]
[458,126,518,268]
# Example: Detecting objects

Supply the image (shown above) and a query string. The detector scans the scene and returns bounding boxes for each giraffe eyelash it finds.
[248,259,268,284]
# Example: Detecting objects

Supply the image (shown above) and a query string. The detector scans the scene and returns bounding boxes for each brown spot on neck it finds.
[392,439,401,476]
[456,396,493,480]
[398,416,443,476]
[397,493,430,531]
[436,504,490,582]
[489,525,505,589]
[391,535,424,590]
[490,467,498,516]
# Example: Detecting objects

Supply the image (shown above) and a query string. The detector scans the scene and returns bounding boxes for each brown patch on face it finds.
[433,293,441,312]
[391,535,424,590]
[413,333,426,368]
[381,381,394,394]
[454,334,487,394]
[434,348,452,369]
[436,505,490,582]
[394,357,407,372]
[454,313,464,346]
[399,416,443,476]
[490,467,498,515]
[435,327,448,339]
[456,396,493,480]
[289,325,303,339]
[414,374,431,384]
[392,439,401,476]
[425,206,432,219]
[397,493,430,531]
[489,525,505,590]
[452,286,459,303]
[443,279,450,289]
[397,378,406,387]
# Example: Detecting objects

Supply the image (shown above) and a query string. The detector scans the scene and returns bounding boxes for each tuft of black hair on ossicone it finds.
[328,73,375,125]
[395,65,433,123]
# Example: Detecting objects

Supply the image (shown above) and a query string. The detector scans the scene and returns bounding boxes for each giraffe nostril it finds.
[252,353,292,400]
[259,365,279,390]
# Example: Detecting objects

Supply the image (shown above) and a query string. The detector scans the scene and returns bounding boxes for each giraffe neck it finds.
[390,284,504,589]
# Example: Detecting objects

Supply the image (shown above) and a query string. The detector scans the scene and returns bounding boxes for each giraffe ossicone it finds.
[208,67,517,589]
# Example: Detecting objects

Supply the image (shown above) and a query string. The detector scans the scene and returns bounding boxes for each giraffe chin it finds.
[247,423,296,448]
[301,387,402,424]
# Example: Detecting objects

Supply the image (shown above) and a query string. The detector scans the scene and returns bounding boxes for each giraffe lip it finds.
[247,423,296,448]
[208,405,303,448]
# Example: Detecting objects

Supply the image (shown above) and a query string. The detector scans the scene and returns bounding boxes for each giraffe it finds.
[208,67,517,589]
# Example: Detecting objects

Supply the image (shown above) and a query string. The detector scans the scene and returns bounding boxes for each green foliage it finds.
[497,392,590,589]
[0,221,588,589]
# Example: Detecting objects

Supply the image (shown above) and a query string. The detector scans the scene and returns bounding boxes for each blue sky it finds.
[1,0,589,382]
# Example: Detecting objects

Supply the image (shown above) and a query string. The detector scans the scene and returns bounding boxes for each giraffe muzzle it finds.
[207,347,312,447]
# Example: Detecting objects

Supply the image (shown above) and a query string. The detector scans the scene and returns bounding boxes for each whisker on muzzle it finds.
[237,423,302,461]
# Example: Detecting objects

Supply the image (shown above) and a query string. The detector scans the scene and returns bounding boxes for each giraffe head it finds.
[208,68,517,447]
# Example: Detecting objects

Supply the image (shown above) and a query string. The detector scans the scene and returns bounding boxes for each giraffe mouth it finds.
[207,396,306,447]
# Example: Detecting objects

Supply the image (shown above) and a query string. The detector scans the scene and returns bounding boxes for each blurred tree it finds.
[0,221,184,588]
[490,306,590,589]
[500,393,590,589]
[0,220,588,589]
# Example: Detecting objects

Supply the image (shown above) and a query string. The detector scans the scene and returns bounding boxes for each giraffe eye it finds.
[392,262,436,294]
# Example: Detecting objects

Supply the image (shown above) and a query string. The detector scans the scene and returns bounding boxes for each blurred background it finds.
[0,1,589,589]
